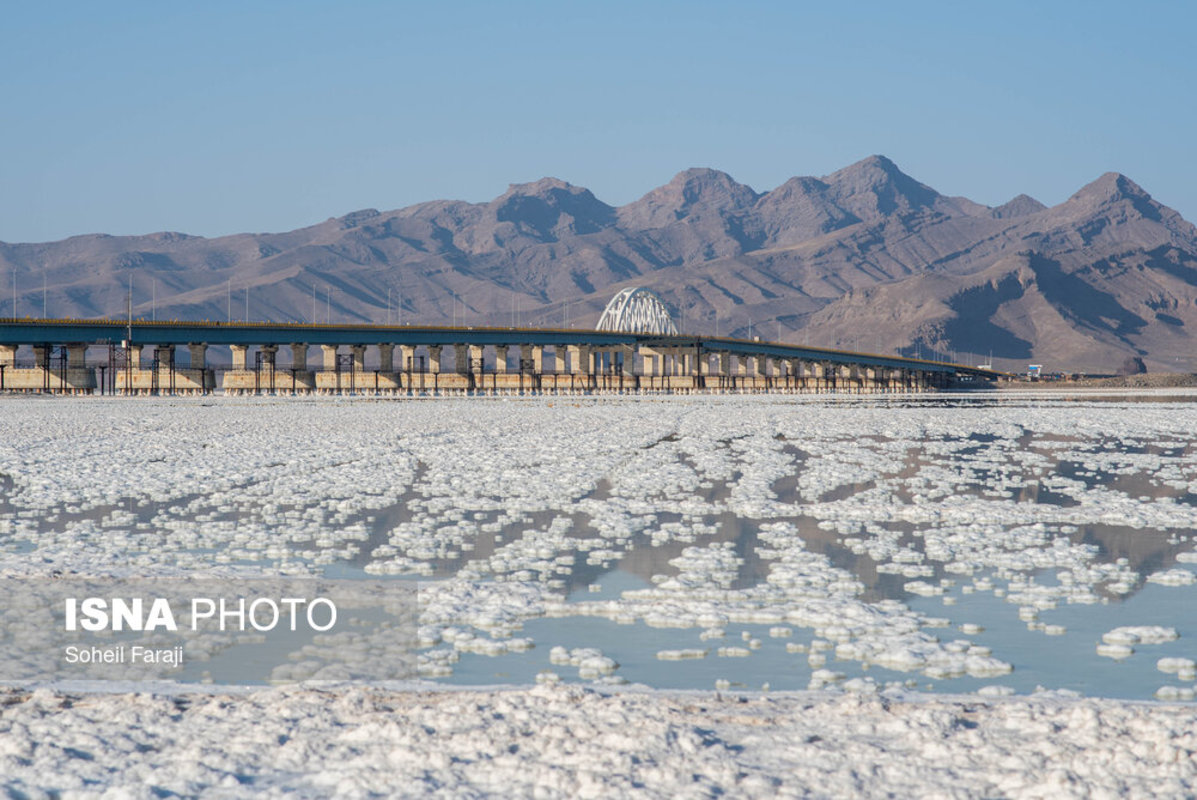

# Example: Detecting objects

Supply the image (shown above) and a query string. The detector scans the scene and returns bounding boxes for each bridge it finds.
[0,317,1003,395]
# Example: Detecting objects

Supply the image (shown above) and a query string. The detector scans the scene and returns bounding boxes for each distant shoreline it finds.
[998,372,1197,390]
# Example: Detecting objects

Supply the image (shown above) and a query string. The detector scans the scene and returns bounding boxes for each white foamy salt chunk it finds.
[657,649,708,661]
[1155,685,1196,701]
[1096,643,1134,659]
[808,669,846,689]
[1105,626,1178,645]
[1157,657,1197,674]
[1146,569,1196,587]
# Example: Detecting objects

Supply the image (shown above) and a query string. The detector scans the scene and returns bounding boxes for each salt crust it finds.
[1,396,1195,689]
[0,685,1195,798]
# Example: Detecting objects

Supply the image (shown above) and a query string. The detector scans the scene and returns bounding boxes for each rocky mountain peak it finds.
[618,168,758,229]
[822,155,943,219]
[491,178,615,237]
[1069,172,1151,205]
[992,194,1047,219]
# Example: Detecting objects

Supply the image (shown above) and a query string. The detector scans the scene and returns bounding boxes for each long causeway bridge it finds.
[0,317,1003,395]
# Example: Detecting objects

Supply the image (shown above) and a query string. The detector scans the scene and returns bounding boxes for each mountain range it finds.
[3,155,1197,373]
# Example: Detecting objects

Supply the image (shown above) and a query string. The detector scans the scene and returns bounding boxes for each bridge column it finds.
[62,344,91,395]
[453,344,469,374]
[0,344,14,367]
[638,348,657,386]
[321,345,338,371]
[618,345,634,377]
[378,344,394,373]
[257,345,277,393]
[719,352,731,388]
[427,346,443,375]
[66,344,87,369]
[230,345,248,371]
[733,355,746,389]
[398,345,416,372]
[495,345,509,374]
[289,344,307,371]
[154,347,175,393]
[751,355,767,391]
[350,345,366,372]
[469,344,484,373]
[189,343,208,369]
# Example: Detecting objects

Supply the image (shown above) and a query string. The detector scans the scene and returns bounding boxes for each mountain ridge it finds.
[3,155,1196,373]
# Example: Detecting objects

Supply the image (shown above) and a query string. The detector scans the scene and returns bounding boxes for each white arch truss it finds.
[595,287,679,335]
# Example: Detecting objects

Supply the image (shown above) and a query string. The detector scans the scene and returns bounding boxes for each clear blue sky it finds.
[1,0,1193,242]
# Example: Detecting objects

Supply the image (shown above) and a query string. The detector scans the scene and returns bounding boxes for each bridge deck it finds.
[0,318,1002,379]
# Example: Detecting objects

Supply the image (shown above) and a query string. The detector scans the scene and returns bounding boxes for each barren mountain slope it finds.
[2,156,1195,372]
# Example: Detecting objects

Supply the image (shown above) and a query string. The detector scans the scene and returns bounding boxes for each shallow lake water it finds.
[0,392,1194,699]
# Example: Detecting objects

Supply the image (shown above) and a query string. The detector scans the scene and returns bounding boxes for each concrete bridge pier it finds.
[573,345,594,393]
[732,354,747,392]
[698,350,712,390]
[64,344,94,394]
[231,344,248,371]
[396,345,415,393]
[282,343,313,394]
[748,355,766,392]
[618,344,635,392]
[532,345,550,392]
[258,345,279,394]
[426,346,443,393]
[0,345,12,392]
[468,344,485,392]
[638,348,658,391]
[187,342,216,395]
[495,345,509,380]
[314,345,339,395]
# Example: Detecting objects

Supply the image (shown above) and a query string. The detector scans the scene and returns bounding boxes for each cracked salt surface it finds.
[1,394,1196,698]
